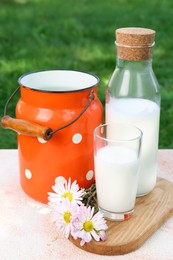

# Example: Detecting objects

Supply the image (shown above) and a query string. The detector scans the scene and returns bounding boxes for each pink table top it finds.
[0,149,173,259]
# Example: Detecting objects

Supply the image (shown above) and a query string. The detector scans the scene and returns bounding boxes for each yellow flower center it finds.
[62,192,73,202]
[63,211,72,223]
[83,220,94,232]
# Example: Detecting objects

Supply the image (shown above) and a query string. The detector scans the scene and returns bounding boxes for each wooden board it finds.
[69,177,173,255]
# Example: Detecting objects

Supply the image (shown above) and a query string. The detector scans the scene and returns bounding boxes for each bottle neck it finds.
[116,58,153,70]
[115,43,154,69]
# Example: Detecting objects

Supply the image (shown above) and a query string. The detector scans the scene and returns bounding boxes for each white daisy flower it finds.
[51,198,79,239]
[48,178,108,245]
[72,205,108,246]
[48,178,85,206]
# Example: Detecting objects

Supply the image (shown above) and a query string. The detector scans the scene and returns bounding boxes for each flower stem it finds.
[82,183,98,213]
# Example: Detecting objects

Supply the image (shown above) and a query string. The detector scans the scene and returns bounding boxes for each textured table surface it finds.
[0,149,173,260]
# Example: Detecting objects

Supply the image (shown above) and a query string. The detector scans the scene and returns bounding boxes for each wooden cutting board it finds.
[69,177,173,255]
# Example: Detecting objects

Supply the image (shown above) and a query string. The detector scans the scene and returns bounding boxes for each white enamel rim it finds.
[18,70,100,92]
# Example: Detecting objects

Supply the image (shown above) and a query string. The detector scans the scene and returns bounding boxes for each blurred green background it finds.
[0,0,173,148]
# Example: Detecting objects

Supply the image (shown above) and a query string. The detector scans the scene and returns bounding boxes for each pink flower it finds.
[50,198,79,239]
[48,178,108,246]
[72,205,108,246]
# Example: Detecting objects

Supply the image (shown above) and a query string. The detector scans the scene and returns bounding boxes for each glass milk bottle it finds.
[106,28,160,196]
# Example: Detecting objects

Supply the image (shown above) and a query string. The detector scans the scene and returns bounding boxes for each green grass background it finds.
[0,0,173,148]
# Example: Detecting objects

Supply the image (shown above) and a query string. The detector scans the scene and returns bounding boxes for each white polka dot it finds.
[25,169,32,179]
[86,170,94,181]
[38,137,47,144]
[72,133,82,144]
[55,176,66,185]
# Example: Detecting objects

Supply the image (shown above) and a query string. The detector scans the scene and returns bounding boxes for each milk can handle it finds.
[1,87,95,141]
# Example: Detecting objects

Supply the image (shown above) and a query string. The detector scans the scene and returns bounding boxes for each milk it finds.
[94,146,139,213]
[106,98,160,195]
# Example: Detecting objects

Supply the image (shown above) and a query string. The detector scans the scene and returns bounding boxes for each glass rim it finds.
[94,123,143,142]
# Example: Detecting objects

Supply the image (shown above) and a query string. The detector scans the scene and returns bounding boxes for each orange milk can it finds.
[1,70,103,203]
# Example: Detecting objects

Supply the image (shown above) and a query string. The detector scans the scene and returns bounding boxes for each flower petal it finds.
[91,230,100,241]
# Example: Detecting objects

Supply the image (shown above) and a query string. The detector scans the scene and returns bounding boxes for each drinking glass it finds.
[94,124,142,221]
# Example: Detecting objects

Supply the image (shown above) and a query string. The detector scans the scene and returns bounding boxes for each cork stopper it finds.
[116,27,156,60]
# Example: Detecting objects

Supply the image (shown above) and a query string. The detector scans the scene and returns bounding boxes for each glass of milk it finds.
[94,123,142,221]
